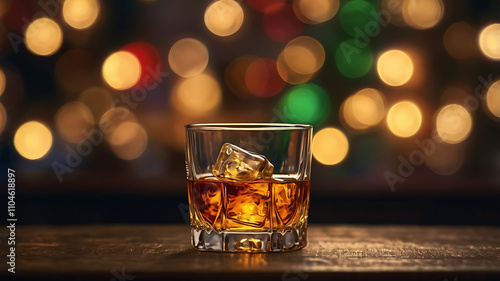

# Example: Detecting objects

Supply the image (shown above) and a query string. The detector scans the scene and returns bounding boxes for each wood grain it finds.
[6,224,500,280]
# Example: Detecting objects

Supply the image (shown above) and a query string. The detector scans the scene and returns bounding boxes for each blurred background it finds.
[0,0,499,225]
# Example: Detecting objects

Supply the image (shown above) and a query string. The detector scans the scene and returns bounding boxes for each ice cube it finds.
[212,143,274,182]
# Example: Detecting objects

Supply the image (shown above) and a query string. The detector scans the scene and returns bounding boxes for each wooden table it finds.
[8,224,500,280]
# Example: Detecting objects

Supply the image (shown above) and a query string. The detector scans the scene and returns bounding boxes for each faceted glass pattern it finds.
[185,124,312,252]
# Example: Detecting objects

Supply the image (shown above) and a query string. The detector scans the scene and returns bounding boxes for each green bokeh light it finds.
[335,39,373,78]
[280,83,330,125]
[338,0,378,37]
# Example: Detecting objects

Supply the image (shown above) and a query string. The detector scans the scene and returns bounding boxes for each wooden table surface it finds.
[7,224,500,280]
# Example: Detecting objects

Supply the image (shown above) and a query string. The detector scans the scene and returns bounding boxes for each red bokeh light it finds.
[122,41,162,88]
[262,4,304,42]
[246,0,285,13]
[245,58,285,97]
[3,1,32,32]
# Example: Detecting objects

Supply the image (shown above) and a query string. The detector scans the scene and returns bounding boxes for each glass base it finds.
[191,225,307,252]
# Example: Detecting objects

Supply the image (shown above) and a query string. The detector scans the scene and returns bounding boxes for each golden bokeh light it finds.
[62,0,100,29]
[293,0,340,24]
[99,107,137,134]
[340,96,369,131]
[479,24,500,60]
[55,102,95,143]
[443,22,476,60]
[0,103,6,135]
[171,72,222,117]
[341,89,386,131]
[0,68,5,96]
[377,50,413,86]
[14,121,53,160]
[168,38,209,77]
[486,80,500,119]
[102,51,141,90]
[312,127,349,165]
[402,0,444,29]
[425,143,465,175]
[283,36,325,75]
[25,18,63,56]
[78,87,114,123]
[386,101,422,138]
[352,88,386,127]
[435,104,472,144]
[277,51,313,84]
[204,0,244,36]
[109,122,148,160]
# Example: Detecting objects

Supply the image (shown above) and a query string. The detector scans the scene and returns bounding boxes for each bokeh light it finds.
[246,0,284,13]
[443,22,476,60]
[382,0,405,26]
[402,0,444,29]
[78,87,114,123]
[102,51,141,90]
[312,127,349,165]
[25,18,63,56]
[109,122,148,160]
[204,0,244,36]
[55,102,95,143]
[340,95,369,130]
[293,0,339,24]
[377,50,413,86]
[225,56,256,98]
[386,101,422,138]
[168,38,209,77]
[245,58,285,97]
[335,39,372,78]
[171,72,222,117]
[0,1,11,19]
[14,121,52,160]
[342,88,386,130]
[435,104,472,144]
[2,1,32,32]
[123,42,162,87]
[277,51,314,84]
[0,103,6,135]
[338,0,377,37]
[486,80,500,119]
[62,0,100,29]
[263,3,304,42]
[0,69,23,107]
[0,68,5,96]
[479,24,500,60]
[99,107,137,132]
[99,107,137,145]
[352,88,386,126]
[283,36,325,75]
[279,83,330,125]
[425,143,466,175]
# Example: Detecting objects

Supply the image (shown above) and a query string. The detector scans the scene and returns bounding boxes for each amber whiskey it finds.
[188,178,309,233]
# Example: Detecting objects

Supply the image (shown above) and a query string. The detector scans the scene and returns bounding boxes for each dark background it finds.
[0,0,499,226]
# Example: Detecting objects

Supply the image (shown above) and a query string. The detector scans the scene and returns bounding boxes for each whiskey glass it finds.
[185,123,312,252]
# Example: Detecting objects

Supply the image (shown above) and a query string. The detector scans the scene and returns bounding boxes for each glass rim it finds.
[185,123,312,131]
